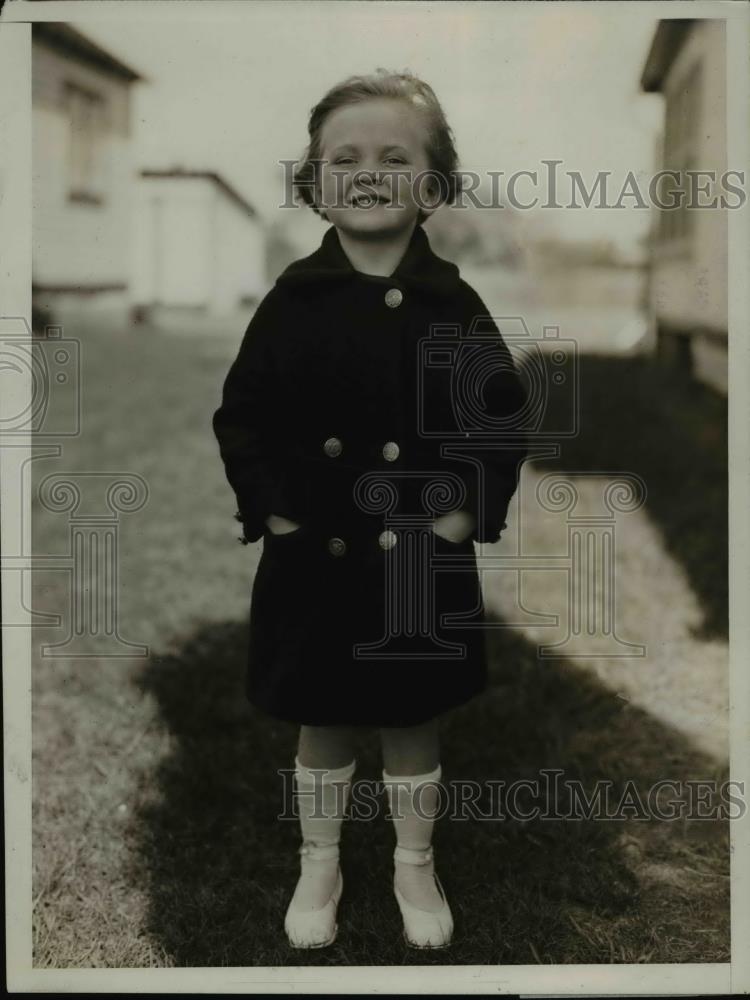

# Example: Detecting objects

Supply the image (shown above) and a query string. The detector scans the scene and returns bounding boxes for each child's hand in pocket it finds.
[265,513,302,535]
[432,510,476,543]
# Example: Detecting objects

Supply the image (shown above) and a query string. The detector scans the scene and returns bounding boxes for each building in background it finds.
[640,18,727,394]
[132,168,265,324]
[32,23,143,327]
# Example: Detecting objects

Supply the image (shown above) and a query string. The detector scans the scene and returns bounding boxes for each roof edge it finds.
[139,168,259,220]
[33,22,145,83]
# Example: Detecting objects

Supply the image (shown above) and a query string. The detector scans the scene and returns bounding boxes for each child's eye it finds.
[333,157,356,165]
[384,156,407,165]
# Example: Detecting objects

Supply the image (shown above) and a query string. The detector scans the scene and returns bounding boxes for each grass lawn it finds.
[31,313,729,967]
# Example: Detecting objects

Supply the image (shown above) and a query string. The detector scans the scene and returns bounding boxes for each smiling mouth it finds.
[349,194,390,207]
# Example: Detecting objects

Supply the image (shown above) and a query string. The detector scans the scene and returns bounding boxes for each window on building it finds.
[659,60,702,245]
[64,81,108,205]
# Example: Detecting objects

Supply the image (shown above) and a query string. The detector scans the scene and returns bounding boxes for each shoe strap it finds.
[394,844,434,866]
[299,842,339,862]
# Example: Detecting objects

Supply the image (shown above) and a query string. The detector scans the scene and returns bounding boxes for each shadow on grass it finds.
[532,354,727,640]
[131,614,730,967]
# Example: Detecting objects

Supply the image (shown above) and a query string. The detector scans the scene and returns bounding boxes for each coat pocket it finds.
[431,527,473,550]
[261,522,328,582]
[263,520,310,551]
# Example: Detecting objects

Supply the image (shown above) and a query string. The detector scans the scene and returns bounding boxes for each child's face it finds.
[318,98,438,239]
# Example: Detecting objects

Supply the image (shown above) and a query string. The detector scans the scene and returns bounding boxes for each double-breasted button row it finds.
[325,531,399,557]
[322,438,401,461]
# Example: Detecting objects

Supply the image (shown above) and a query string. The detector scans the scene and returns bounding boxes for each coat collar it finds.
[276,224,461,297]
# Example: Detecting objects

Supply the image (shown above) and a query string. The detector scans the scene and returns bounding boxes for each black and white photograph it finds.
[1,0,749,993]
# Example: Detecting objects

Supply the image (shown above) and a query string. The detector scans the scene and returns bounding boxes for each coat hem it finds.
[244,684,487,728]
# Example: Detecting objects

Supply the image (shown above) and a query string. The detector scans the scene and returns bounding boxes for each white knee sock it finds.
[383,763,446,913]
[289,755,356,912]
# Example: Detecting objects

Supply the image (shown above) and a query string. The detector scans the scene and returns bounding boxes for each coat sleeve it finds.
[455,284,529,544]
[212,290,297,543]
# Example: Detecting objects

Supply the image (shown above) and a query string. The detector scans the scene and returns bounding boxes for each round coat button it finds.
[382,441,400,462]
[378,530,397,550]
[323,437,343,458]
[328,537,346,557]
[384,288,403,308]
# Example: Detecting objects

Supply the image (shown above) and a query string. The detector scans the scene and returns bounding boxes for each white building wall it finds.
[32,42,134,308]
[133,175,265,316]
[650,20,727,336]
[133,177,213,306]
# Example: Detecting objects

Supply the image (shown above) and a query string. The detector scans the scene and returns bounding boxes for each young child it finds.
[212,70,527,950]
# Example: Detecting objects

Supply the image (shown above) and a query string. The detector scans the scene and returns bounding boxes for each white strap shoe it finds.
[392,845,454,949]
[284,842,342,949]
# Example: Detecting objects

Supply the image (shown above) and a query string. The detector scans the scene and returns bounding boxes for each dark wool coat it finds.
[212,224,528,727]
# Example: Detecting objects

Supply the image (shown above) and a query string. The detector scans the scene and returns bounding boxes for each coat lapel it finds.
[276,224,461,297]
